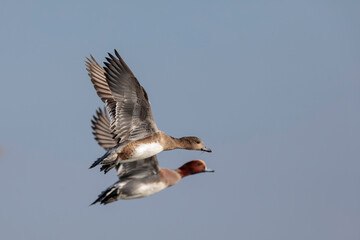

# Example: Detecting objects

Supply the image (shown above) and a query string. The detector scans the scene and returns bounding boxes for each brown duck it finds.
[86,50,211,173]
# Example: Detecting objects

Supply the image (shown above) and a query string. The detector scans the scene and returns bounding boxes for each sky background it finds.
[0,0,359,239]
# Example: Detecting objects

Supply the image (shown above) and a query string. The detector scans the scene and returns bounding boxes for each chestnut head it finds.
[178,160,214,177]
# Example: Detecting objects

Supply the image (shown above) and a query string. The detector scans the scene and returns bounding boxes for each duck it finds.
[90,107,214,204]
[86,50,211,173]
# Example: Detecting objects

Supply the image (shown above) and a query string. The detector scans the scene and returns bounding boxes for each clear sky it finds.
[0,1,359,239]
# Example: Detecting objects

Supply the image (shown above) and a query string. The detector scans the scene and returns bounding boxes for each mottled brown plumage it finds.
[87,50,211,173]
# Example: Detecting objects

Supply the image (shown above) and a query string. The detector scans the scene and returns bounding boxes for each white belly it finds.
[121,182,167,200]
[131,142,163,161]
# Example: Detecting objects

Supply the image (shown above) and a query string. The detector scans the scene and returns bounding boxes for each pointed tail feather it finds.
[89,148,119,170]
[100,162,121,174]
[89,151,110,169]
[90,184,119,205]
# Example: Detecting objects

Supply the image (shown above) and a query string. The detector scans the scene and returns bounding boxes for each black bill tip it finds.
[201,147,212,152]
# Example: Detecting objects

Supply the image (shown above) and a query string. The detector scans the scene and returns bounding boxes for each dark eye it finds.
[197,162,202,166]
[196,141,200,144]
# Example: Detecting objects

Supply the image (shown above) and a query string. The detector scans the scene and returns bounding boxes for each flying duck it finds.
[86,50,211,173]
[90,108,214,204]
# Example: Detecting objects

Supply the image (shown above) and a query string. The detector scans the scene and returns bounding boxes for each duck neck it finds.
[176,169,188,178]
[176,167,193,178]
[162,134,188,151]
[159,169,182,186]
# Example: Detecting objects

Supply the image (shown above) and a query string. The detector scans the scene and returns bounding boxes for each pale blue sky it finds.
[0,1,359,239]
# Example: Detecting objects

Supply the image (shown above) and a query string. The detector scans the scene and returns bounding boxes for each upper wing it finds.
[91,107,118,150]
[86,50,158,143]
[103,50,158,142]
[85,55,113,102]
[116,156,160,179]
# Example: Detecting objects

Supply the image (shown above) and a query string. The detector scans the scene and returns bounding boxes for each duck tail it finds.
[100,163,117,174]
[89,152,109,169]
[90,184,119,206]
[89,149,118,171]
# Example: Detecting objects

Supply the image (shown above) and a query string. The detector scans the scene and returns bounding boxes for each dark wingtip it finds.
[114,49,122,60]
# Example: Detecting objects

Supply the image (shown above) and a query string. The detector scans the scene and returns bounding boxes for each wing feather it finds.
[86,55,119,142]
[87,50,158,145]
[91,107,118,150]
[103,50,158,142]
[85,55,113,101]
[116,156,160,179]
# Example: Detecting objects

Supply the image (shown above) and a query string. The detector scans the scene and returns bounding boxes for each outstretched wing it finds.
[85,55,113,102]
[103,50,158,143]
[116,156,160,180]
[86,56,117,141]
[91,107,118,150]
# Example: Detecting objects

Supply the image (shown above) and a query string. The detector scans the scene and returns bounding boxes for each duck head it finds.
[178,160,214,178]
[179,137,212,152]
